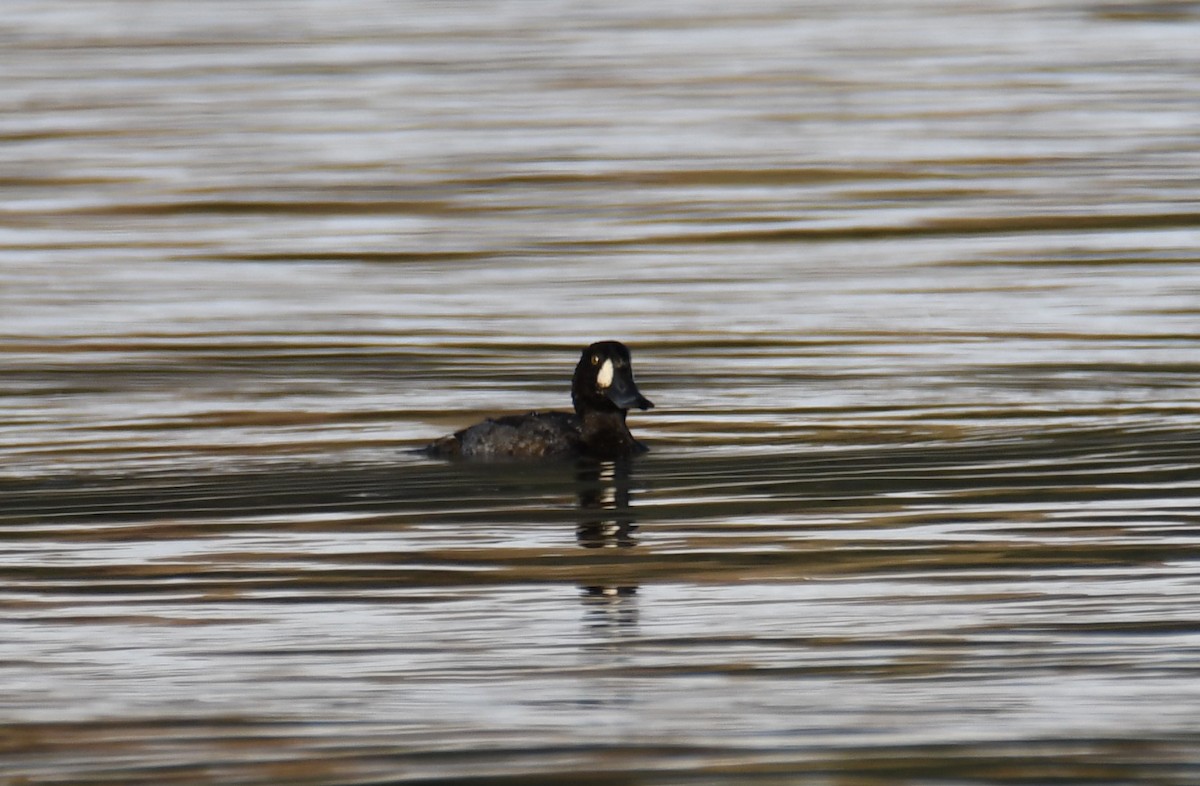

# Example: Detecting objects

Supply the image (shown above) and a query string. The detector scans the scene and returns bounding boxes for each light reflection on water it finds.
[4,0,1200,783]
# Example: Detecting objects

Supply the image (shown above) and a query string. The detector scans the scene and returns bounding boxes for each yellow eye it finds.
[591,353,601,365]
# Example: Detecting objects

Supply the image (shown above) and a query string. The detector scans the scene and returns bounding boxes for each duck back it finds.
[425,412,582,460]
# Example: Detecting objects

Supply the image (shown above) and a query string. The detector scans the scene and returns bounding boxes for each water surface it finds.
[3,1,1200,783]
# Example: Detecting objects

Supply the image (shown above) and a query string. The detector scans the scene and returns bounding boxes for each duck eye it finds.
[591,353,601,365]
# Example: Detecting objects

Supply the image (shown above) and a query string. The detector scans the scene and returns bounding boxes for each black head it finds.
[572,341,654,415]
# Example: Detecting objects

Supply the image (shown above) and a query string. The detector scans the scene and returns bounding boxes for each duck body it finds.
[424,341,653,462]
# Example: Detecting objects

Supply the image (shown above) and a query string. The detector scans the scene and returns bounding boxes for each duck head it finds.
[572,340,654,415]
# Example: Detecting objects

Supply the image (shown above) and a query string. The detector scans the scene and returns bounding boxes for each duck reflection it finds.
[575,458,639,629]
[576,459,638,548]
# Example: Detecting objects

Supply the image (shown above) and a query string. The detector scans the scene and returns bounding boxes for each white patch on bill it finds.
[596,358,614,388]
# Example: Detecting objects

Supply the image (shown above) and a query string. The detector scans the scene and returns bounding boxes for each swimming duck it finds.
[424,340,654,461]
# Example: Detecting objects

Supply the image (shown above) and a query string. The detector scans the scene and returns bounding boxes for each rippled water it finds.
[4,1,1200,783]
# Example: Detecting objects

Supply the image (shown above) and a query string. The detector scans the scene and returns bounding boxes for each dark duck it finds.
[424,341,654,461]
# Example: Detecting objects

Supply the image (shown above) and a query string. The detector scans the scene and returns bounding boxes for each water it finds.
[3,1,1200,783]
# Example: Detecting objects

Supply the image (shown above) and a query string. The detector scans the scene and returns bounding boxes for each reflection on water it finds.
[577,460,641,631]
[576,460,639,548]
[4,0,1200,783]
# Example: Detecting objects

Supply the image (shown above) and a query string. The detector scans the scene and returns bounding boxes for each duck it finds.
[424,340,654,461]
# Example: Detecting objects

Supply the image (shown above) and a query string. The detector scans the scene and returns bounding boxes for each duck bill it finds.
[606,375,654,411]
